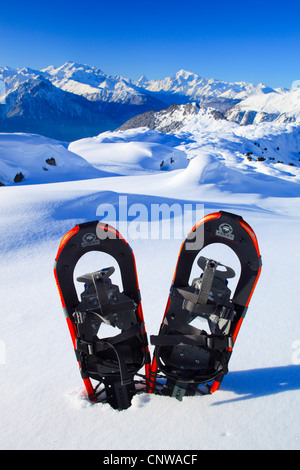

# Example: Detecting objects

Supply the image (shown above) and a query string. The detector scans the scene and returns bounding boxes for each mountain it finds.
[127,69,300,128]
[137,69,276,112]
[119,89,300,133]
[0,62,299,141]
[0,75,119,141]
[0,63,166,140]
[45,65,267,110]
[42,62,163,108]
[117,102,226,133]
[225,87,300,125]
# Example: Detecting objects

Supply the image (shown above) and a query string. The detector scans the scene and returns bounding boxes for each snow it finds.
[0,115,300,451]
[225,88,300,125]
[0,133,115,185]
[235,88,300,118]
[69,128,187,175]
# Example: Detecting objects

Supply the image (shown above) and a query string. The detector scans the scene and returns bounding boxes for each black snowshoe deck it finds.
[150,211,262,399]
[54,221,150,410]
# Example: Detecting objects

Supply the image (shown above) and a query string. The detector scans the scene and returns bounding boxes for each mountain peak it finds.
[57,61,91,70]
[137,74,149,85]
[176,69,199,79]
[42,61,105,78]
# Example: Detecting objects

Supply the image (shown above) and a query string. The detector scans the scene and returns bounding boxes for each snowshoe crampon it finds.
[150,211,262,399]
[54,221,150,410]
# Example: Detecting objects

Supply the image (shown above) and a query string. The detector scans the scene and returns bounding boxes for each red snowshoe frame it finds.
[54,221,150,410]
[150,211,262,398]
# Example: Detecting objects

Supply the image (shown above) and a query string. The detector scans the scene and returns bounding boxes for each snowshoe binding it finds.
[150,211,262,399]
[54,221,150,410]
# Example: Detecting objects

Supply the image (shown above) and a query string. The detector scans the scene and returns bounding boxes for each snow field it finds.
[0,181,299,449]
[0,116,300,449]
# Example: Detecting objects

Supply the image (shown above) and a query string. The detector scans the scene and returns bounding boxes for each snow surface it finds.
[69,128,187,175]
[1,116,300,450]
[0,133,116,185]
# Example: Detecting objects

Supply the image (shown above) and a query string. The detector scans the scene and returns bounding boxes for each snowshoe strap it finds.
[151,315,233,350]
[196,258,218,304]
[173,287,235,321]
[151,333,232,349]
[89,298,136,325]
[177,288,217,314]
[75,322,143,385]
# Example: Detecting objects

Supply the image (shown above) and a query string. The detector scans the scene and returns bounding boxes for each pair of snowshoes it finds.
[54,211,261,410]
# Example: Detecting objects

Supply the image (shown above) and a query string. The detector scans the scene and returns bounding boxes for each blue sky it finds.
[0,0,299,89]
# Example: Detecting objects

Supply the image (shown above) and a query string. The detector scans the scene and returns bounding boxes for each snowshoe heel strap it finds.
[150,333,233,350]
[150,314,233,350]
[173,287,235,321]
[75,322,142,385]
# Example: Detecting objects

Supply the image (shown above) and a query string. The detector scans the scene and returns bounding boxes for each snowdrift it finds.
[0,133,115,185]
[69,128,188,175]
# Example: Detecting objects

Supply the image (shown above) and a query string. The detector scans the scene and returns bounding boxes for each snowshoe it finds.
[150,211,262,399]
[54,221,150,410]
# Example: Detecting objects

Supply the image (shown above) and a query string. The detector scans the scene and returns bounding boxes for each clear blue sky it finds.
[0,0,299,89]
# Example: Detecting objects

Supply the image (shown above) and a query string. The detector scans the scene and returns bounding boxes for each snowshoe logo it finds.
[216,223,235,241]
[81,233,100,247]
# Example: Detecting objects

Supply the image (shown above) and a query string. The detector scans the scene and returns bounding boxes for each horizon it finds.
[0,65,295,96]
[0,60,293,90]
[0,0,299,90]
[0,60,288,90]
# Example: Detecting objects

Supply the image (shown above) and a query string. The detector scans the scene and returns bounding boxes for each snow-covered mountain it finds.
[225,87,300,125]
[0,63,166,140]
[41,64,274,107]
[120,90,300,137]
[1,62,298,141]
[118,103,225,133]
[142,70,300,125]
[138,69,276,109]
[0,75,120,141]
[42,62,164,108]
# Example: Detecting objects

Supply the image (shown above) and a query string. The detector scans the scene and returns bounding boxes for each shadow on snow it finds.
[213,364,300,404]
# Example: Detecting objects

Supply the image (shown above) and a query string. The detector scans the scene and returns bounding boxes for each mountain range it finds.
[0,62,299,141]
